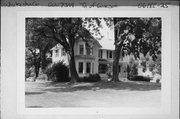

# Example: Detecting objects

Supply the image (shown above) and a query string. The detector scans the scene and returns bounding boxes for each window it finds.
[79,45,84,55]
[107,50,113,59]
[98,64,108,73]
[99,50,103,58]
[86,47,93,55]
[61,48,66,56]
[78,62,83,73]
[55,49,59,57]
[106,51,109,59]
[109,51,113,58]
[86,62,91,73]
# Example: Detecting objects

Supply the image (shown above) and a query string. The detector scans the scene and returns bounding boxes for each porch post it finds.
[83,62,86,75]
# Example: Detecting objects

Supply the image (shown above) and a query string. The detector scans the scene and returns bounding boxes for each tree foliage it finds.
[112,18,161,81]
[26,18,96,82]
[26,18,57,78]
[26,17,161,82]
[113,18,161,59]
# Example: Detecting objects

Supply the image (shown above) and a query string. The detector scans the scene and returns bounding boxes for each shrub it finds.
[141,54,161,75]
[81,74,101,82]
[36,74,48,81]
[25,67,35,79]
[45,61,70,82]
[127,57,138,80]
[25,67,31,78]
[153,55,161,75]
[131,76,151,82]
[106,64,113,78]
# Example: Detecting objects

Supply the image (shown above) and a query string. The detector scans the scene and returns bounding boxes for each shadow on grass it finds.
[42,81,161,93]
[25,92,46,95]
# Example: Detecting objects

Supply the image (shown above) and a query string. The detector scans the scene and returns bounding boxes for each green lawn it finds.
[25,81,161,108]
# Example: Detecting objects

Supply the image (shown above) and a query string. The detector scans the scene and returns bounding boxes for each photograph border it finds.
[17,9,172,116]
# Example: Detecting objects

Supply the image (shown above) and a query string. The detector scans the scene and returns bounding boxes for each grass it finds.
[25,80,161,108]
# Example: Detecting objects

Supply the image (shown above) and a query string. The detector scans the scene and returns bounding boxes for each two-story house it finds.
[51,38,101,77]
[50,37,131,79]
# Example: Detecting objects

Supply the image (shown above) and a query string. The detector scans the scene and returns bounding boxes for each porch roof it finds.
[98,59,128,64]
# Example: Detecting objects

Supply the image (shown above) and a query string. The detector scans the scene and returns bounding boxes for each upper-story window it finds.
[109,51,113,58]
[86,47,93,55]
[79,44,84,55]
[106,51,109,59]
[107,50,113,59]
[61,48,66,56]
[55,49,59,57]
[98,50,103,58]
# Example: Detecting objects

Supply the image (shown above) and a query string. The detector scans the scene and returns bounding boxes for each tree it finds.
[26,17,161,83]
[79,17,161,82]
[25,47,40,78]
[26,18,57,79]
[26,18,94,83]
[111,18,161,82]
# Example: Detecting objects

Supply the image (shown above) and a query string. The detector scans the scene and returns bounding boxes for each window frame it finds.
[99,50,103,58]
[107,50,109,59]
[86,62,91,74]
[79,44,84,55]
[78,62,83,73]
[86,47,93,55]
[109,51,113,59]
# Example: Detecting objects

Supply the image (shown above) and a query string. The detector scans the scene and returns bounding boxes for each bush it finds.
[127,57,138,80]
[131,76,152,82]
[153,55,161,75]
[81,74,101,82]
[45,61,70,82]
[106,64,113,78]
[25,67,35,79]
[25,67,31,78]
[141,54,161,75]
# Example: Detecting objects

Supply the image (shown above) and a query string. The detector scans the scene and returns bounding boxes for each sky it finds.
[83,18,115,50]
[97,19,115,50]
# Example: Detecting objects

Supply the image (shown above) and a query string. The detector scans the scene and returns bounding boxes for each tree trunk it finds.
[41,44,50,73]
[34,58,41,81]
[41,50,46,73]
[112,18,121,82]
[35,66,39,78]
[112,46,121,82]
[68,49,80,83]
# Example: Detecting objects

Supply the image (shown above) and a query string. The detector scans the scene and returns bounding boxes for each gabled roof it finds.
[98,38,115,50]
[50,38,102,51]
[93,39,102,48]
[50,35,115,51]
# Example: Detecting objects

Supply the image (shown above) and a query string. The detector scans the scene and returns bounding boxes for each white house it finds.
[50,37,131,79]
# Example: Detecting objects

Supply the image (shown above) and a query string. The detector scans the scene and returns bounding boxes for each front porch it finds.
[98,59,128,81]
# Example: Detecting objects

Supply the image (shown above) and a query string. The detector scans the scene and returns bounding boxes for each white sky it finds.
[97,20,115,50]
[83,18,115,50]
